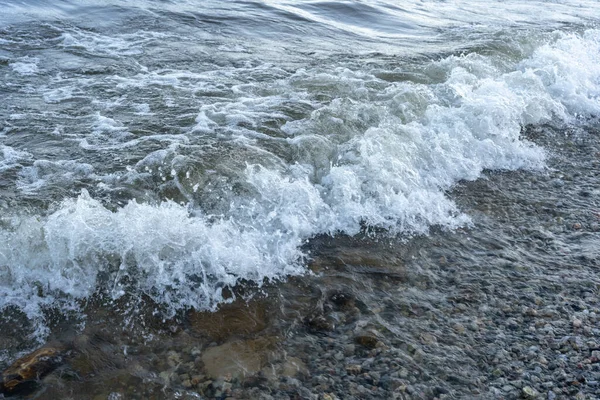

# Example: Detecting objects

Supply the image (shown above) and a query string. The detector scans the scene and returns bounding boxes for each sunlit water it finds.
[1,1,600,397]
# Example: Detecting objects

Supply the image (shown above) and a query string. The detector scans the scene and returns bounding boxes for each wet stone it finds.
[188,299,269,341]
[346,364,362,375]
[328,291,356,311]
[305,314,335,333]
[0,345,66,395]
[280,356,308,378]
[344,344,355,357]
[354,335,382,349]
[201,337,279,380]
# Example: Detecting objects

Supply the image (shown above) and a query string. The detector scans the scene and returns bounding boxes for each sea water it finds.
[0,0,599,361]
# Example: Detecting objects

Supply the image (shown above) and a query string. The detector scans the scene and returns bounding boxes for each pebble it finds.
[343,344,355,357]
[522,386,539,398]
[346,364,362,375]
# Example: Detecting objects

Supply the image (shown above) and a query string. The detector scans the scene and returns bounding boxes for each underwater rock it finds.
[280,356,308,378]
[304,314,335,333]
[201,337,279,380]
[354,334,383,349]
[188,299,269,341]
[328,291,356,311]
[0,345,66,395]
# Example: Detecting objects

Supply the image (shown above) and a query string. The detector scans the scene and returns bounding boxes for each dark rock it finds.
[188,298,269,341]
[328,291,356,311]
[354,335,382,350]
[1,345,66,395]
[201,337,279,380]
[304,314,335,333]
[346,364,362,375]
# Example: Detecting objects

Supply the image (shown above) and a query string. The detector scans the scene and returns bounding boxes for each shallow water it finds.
[1,1,600,398]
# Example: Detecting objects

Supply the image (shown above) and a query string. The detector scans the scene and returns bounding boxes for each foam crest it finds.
[9,56,39,76]
[59,29,172,57]
[17,160,96,194]
[0,191,306,316]
[520,30,600,117]
[0,146,33,172]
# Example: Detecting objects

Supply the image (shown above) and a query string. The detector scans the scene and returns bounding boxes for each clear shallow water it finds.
[0,0,600,377]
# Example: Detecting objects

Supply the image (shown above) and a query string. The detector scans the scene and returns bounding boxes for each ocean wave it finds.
[0,28,599,339]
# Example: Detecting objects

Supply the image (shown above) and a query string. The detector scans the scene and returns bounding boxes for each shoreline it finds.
[3,124,600,399]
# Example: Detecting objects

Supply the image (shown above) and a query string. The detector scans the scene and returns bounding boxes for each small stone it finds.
[572,223,582,230]
[511,380,523,389]
[453,323,466,334]
[522,386,539,398]
[355,335,381,349]
[305,315,335,333]
[198,379,212,392]
[399,368,409,379]
[190,347,202,356]
[159,371,172,384]
[346,364,362,375]
[369,371,381,383]
[191,374,205,386]
[281,357,308,378]
[343,344,355,357]
[388,378,403,391]
[329,291,355,310]
[572,319,583,329]
[419,333,437,345]
[502,385,514,393]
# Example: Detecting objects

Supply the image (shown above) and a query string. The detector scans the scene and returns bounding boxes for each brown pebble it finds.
[345,364,362,375]
[305,315,335,333]
[1,345,65,394]
[354,335,382,349]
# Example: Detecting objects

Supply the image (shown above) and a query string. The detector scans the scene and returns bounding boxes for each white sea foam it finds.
[1,29,599,333]
[17,160,96,194]
[0,145,33,172]
[59,29,172,57]
[43,86,76,103]
[9,57,39,75]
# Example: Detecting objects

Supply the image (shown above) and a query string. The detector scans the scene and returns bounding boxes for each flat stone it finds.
[346,364,362,375]
[305,314,335,333]
[355,335,381,349]
[201,337,278,380]
[522,386,539,398]
[281,357,308,378]
[1,345,65,395]
[188,299,269,341]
